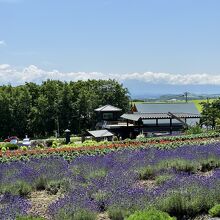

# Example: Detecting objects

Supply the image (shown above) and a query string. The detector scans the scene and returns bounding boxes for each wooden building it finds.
[95,105,122,129]
[87,129,114,141]
[95,103,201,139]
[123,103,200,134]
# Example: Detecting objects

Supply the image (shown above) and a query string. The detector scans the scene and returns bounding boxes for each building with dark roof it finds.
[135,103,199,114]
[134,103,200,126]
[94,103,201,139]
[95,105,122,112]
[121,103,200,135]
[95,105,122,129]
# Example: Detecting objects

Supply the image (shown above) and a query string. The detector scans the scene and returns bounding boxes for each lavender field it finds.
[2,143,220,220]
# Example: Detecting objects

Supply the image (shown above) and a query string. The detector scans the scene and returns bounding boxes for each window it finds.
[103,112,113,120]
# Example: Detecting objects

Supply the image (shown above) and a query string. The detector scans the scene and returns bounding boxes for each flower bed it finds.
[2,142,220,219]
[0,132,219,160]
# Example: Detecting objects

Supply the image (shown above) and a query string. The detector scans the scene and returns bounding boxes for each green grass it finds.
[191,99,215,112]
[209,204,220,217]
[126,209,176,220]
[191,100,203,112]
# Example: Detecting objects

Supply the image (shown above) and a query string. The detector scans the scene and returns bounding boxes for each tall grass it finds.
[155,184,218,218]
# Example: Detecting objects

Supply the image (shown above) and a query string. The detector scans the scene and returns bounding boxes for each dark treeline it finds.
[0,79,130,138]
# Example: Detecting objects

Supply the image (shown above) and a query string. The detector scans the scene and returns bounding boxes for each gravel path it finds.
[97,212,111,220]
[27,191,62,219]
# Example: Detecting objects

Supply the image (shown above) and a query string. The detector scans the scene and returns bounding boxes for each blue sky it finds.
[1,0,220,96]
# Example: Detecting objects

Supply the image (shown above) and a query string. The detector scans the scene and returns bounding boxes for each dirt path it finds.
[27,191,62,219]
[97,212,111,220]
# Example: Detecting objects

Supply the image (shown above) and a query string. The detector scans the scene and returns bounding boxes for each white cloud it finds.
[1,64,220,86]
[0,64,10,70]
[0,40,6,47]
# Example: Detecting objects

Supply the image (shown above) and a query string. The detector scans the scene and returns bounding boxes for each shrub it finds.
[1,146,7,152]
[1,181,32,197]
[157,159,198,174]
[216,119,220,131]
[34,176,48,191]
[112,136,118,142]
[124,138,132,142]
[156,185,214,218]
[31,140,45,148]
[52,140,59,148]
[185,124,203,135]
[72,209,97,220]
[17,181,32,197]
[126,209,176,220]
[58,138,66,145]
[16,216,45,220]
[36,144,45,149]
[199,156,220,172]
[87,169,107,179]
[21,146,28,151]
[3,142,19,150]
[139,166,156,180]
[45,139,54,147]
[155,174,173,185]
[55,209,97,220]
[209,204,220,217]
[82,140,98,147]
[91,190,108,211]
[46,180,62,195]
[42,179,70,194]
[108,207,131,220]
[136,133,145,140]
[98,140,109,146]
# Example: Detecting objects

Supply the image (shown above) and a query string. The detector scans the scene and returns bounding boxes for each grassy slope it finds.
[192,100,203,112]
[191,99,215,112]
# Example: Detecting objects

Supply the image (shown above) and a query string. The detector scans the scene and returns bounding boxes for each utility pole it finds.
[184,92,188,103]
[56,116,60,137]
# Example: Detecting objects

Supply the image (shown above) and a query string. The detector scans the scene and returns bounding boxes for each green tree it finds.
[0,79,130,138]
[201,98,220,129]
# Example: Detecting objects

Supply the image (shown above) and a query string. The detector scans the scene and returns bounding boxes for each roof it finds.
[87,129,114,138]
[121,112,200,122]
[95,105,122,112]
[136,103,199,114]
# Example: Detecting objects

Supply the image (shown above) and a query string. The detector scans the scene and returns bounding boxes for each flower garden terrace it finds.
[2,137,220,219]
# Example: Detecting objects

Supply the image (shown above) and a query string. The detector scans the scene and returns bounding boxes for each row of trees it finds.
[0,79,130,138]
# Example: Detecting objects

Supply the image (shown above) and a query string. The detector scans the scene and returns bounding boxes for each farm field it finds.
[1,134,220,219]
[192,99,215,112]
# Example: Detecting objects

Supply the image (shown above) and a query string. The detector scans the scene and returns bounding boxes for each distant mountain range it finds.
[131,93,220,101]
[159,93,220,101]
[122,80,220,100]
[131,93,220,102]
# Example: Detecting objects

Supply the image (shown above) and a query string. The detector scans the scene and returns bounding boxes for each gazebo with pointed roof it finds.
[95,105,122,112]
[95,105,122,128]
